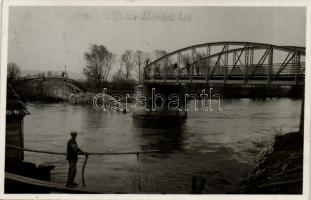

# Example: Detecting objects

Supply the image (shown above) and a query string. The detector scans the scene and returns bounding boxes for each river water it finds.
[23,98,301,193]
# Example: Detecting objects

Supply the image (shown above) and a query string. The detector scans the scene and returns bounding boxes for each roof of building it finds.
[6,84,30,116]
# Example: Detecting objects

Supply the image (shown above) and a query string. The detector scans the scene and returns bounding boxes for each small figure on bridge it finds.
[62,71,68,79]
[66,131,87,188]
[186,64,190,75]
[195,64,200,75]
[173,62,178,79]
[173,62,178,70]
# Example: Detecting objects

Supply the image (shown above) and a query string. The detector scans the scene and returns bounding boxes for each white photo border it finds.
[0,0,310,200]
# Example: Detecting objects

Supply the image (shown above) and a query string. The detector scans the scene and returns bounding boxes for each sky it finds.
[8,6,306,78]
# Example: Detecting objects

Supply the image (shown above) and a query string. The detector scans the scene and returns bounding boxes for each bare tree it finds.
[152,50,173,76]
[153,50,168,62]
[181,53,191,65]
[7,62,21,83]
[121,50,134,83]
[83,44,115,92]
[133,50,149,83]
[112,70,125,83]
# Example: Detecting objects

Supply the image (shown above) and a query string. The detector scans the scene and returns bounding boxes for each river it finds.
[23,98,301,193]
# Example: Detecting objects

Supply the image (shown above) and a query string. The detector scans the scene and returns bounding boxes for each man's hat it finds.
[70,131,78,136]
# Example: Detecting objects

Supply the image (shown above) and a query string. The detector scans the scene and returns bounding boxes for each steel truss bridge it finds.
[144,41,305,86]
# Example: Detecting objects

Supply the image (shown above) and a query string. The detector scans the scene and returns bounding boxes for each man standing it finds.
[66,131,86,187]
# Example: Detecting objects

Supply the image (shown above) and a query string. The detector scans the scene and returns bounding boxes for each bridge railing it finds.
[144,62,305,80]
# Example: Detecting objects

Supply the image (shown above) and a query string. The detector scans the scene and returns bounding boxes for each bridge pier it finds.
[132,84,187,120]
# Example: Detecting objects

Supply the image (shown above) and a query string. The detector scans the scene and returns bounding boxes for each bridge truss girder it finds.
[144,41,305,85]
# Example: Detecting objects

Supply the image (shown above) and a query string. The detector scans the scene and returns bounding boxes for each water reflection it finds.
[133,118,185,154]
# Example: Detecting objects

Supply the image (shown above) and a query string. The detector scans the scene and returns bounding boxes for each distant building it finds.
[6,84,30,163]
[61,71,68,78]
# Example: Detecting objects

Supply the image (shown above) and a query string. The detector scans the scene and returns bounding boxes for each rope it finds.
[7,145,65,155]
[6,145,157,188]
[6,145,158,156]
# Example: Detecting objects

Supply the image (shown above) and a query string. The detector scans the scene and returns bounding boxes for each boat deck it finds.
[5,172,104,193]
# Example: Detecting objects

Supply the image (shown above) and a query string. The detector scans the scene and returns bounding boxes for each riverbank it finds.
[238,131,303,194]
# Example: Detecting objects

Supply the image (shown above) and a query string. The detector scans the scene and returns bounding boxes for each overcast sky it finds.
[8,6,306,76]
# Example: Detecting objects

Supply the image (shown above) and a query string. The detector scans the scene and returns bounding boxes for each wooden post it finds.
[81,154,89,187]
[299,92,304,134]
[20,118,24,161]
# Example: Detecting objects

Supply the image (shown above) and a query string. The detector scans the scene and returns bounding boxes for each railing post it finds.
[162,63,166,82]
[142,68,144,84]
[268,46,273,84]
[298,53,301,84]
[190,64,193,83]
[295,51,299,84]
[152,63,155,82]
[224,44,228,83]
[191,48,196,83]
[144,58,150,83]
[250,48,254,69]
[205,46,210,82]
[249,48,254,81]
[244,45,249,84]
[177,52,181,83]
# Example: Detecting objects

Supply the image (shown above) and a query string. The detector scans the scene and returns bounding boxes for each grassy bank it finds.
[238,131,303,194]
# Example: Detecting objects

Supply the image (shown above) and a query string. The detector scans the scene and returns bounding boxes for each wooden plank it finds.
[5,173,103,194]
